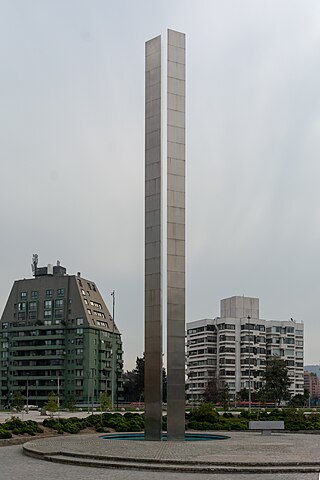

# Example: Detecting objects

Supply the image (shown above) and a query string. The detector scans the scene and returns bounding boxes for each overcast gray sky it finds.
[1,0,320,370]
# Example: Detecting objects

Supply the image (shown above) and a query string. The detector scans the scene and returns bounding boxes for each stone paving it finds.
[23,431,320,471]
[0,445,317,480]
[0,409,91,423]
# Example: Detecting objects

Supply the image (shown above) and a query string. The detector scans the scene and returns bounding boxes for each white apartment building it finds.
[186,296,304,401]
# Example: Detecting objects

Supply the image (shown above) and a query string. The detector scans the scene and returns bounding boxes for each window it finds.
[28,311,37,320]
[283,338,295,344]
[55,309,63,319]
[20,292,27,299]
[55,299,63,308]
[90,301,102,309]
[44,310,52,319]
[57,288,64,296]
[84,299,88,305]
[81,289,86,296]
[29,302,37,310]
[46,289,53,297]
[285,349,294,356]
[18,302,26,311]
[187,327,205,334]
[76,328,83,335]
[76,318,83,326]
[44,300,52,309]
[31,291,38,299]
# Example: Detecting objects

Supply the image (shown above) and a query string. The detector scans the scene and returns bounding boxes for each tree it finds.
[134,356,145,400]
[100,392,111,411]
[221,383,230,411]
[122,355,145,402]
[203,376,220,403]
[45,392,58,416]
[263,356,291,405]
[64,393,77,411]
[12,390,24,412]
[162,366,167,403]
[122,354,167,403]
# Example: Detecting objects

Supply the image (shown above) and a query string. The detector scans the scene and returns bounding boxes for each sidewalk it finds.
[0,410,93,423]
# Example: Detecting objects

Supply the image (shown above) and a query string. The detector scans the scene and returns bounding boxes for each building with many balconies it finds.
[0,258,123,408]
[186,296,304,401]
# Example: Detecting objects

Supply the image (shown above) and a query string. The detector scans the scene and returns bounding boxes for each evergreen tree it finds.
[45,392,58,416]
[263,356,291,405]
[122,354,167,403]
[100,392,111,411]
[12,390,24,412]
[203,376,220,403]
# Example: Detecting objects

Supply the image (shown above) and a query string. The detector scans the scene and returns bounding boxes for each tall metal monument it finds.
[144,34,163,441]
[145,29,186,441]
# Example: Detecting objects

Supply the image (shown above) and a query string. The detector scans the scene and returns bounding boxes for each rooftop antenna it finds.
[31,254,38,277]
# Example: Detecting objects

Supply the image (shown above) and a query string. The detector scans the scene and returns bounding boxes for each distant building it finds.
[0,258,123,408]
[304,371,319,400]
[304,365,320,376]
[186,296,304,401]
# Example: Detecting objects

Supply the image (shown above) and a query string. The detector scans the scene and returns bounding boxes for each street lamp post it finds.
[248,316,252,412]
[50,374,60,410]
[87,371,90,414]
[86,368,95,414]
[111,290,116,410]
[57,375,60,409]
[26,375,30,413]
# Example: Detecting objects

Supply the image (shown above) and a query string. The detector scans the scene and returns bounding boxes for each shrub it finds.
[162,415,167,430]
[283,408,306,431]
[189,404,220,423]
[188,421,214,430]
[96,426,105,433]
[223,412,234,418]
[239,410,259,420]
[61,422,82,434]
[4,418,43,436]
[305,413,320,430]
[43,417,83,434]
[227,421,247,430]
[0,428,12,439]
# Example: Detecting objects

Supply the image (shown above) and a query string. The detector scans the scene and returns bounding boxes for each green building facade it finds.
[0,259,123,408]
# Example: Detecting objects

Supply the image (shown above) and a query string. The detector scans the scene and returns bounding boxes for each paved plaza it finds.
[22,430,320,475]
[2,413,320,478]
[0,444,318,480]
[0,409,91,423]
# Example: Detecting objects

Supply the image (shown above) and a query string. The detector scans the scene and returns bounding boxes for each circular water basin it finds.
[101,433,229,441]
